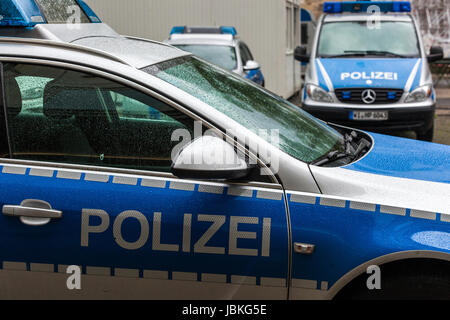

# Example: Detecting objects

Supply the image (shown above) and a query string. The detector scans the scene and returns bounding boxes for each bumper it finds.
[302,104,436,134]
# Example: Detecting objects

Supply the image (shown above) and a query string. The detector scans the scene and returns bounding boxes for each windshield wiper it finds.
[324,50,410,59]
[312,131,372,167]
[364,50,410,58]
[322,51,369,58]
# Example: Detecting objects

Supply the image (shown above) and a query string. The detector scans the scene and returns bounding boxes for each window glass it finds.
[239,43,250,65]
[145,57,344,164]
[242,43,254,61]
[35,0,91,24]
[172,45,237,70]
[3,63,193,173]
[318,21,420,57]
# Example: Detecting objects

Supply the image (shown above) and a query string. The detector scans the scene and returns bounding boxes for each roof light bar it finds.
[170,26,186,35]
[0,0,46,27]
[220,26,237,36]
[323,1,411,14]
[170,26,238,36]
[76,0,102,23]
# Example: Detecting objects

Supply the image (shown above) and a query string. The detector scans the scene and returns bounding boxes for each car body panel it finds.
[344,133,450,184]
[0,164,289,299]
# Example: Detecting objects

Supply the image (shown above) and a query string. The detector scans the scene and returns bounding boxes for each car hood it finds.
[344,133,450,184]
[316,58,422,90]
[310,133,450,214]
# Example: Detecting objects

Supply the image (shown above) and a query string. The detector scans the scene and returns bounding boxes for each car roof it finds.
[71,35,190,69]
[0,23,191,70]
[166,33,237,47]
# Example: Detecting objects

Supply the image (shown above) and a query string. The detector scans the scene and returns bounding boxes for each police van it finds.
[295,1,444,141]
[0,0,448,300]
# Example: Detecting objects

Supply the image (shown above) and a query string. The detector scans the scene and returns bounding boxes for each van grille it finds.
[335,88,404,104]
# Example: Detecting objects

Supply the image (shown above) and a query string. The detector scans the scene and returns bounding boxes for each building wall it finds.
[85,0,301,98]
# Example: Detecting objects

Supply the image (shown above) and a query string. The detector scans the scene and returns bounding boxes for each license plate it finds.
[351,111,389,121]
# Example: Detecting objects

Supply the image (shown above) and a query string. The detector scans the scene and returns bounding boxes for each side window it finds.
[3,63,194,173]
[241,43,254,61]
[239,43,250,66]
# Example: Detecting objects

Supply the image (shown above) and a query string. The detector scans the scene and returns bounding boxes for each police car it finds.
[165,26,265,86]
[0,0,449,300]
[295,1,444,142]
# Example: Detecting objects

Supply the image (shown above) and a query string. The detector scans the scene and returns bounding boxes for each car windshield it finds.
[172,44,237,70]
[143,56,344,164]
[318,21,420,58]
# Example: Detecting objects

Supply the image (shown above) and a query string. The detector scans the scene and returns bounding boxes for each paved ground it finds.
[434,87,450,146]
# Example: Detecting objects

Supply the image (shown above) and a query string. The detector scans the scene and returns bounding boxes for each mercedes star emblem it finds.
[362,89,377,104]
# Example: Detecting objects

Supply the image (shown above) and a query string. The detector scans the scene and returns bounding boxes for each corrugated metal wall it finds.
[85,0,301,98]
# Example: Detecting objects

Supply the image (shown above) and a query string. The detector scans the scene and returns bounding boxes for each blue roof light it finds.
[76,0,101,23]
[170,26,186,35]
[220,26,237,36]
[323,1,411,14]
[0,0,46,27]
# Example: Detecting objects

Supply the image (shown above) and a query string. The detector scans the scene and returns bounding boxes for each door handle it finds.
[2,199,62,226]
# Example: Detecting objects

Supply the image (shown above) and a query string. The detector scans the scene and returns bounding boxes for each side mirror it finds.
[428,46,444,63]
[294,46,310,63]
[243,60,260,71]
[171,135,251,180]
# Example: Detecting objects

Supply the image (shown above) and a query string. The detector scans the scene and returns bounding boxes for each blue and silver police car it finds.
[165,26,265,87]
[0,0,448,300]
[296,1,444,142]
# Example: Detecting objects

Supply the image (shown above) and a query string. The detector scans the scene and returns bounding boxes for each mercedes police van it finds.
[295,1,444,141]
[0,0,448,300]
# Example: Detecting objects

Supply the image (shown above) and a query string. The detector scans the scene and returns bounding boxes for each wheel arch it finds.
[327,250,450,299]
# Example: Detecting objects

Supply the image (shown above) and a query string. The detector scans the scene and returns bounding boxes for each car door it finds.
[0,60,289,299]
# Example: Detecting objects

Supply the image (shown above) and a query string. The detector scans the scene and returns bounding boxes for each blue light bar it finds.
[0,0,46,27]
[323,1,411,14]
[76,0,101,23]
[170,26,186,35]
[220,26,237,36]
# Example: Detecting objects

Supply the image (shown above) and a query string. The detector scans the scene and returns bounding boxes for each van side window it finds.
[3,63,194,172]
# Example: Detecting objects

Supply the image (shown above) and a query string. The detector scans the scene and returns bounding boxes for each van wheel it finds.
[416,125,434,142]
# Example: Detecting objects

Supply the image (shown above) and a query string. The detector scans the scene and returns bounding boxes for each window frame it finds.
[0,62,12,159]
[0,57,278,185]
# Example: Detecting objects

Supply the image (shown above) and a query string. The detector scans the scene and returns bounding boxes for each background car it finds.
[165,26,265,86]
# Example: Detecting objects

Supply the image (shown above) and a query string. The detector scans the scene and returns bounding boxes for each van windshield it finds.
[318,21,421,58]
[172,45,237,70]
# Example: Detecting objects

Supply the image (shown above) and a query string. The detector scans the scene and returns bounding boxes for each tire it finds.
[416,124,434,142]
[334,259,450,300]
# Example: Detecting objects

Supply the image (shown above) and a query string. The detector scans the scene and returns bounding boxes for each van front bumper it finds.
[302,104,436,134]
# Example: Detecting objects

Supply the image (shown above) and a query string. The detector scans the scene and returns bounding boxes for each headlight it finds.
[306,84,333,103]
[405,85,433,103]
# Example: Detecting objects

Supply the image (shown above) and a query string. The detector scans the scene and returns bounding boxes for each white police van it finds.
[295,1,444,141]
[0,0,448,300]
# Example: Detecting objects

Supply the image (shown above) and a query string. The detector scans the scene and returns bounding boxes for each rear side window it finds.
[3,63,194,173]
